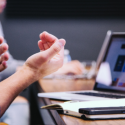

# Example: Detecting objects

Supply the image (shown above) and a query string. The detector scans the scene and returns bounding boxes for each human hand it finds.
[24,31,66,80]
[16,66,22,71]
[0,36,9,72]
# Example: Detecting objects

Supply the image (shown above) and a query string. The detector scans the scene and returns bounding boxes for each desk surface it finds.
[38,78,125,125]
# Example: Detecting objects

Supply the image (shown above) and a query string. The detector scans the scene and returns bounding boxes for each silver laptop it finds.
[38,31,125,101]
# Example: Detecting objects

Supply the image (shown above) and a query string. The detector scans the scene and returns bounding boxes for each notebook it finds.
[38,30,125,101]
[41,98,125,119]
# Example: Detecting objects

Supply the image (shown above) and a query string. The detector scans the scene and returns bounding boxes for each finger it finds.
[53,39,66,59]
[58,39,66,57]
[43,43,50,50]
[38,40,45,51]
[47,42,53,47]
[39,31,58,43]
[38,40,54,53]
[43,39,66,61]
[0,36,4,44]
[0,52,9,64]
[0,43,9,55]
[0,61,7,72]
[46,42,51,48]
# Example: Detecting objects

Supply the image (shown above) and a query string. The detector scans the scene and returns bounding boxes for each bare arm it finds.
[0,31,66,117]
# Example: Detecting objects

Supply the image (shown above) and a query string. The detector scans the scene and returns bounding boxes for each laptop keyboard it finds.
[74,92,125,98]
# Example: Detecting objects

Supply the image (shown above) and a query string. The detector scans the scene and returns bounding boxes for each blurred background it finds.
[1,0,125,62]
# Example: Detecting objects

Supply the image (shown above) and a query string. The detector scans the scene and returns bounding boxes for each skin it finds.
[0,31,66,117]
[0,0,8,71]
[0,36,9,72]
[0,0,6,13]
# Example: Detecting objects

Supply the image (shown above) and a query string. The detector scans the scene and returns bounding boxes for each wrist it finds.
[19,64,39,86]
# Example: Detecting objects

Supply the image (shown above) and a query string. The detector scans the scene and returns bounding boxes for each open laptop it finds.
[38,31,125,101]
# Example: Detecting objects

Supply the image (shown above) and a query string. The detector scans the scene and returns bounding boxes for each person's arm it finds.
[0,31,66,117]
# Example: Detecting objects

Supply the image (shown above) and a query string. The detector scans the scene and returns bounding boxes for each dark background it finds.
[1,0,125,62]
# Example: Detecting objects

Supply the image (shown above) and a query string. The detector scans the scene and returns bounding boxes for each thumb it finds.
[43,39,66,60]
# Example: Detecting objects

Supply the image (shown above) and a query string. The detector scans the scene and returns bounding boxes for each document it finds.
[41,99,125,118]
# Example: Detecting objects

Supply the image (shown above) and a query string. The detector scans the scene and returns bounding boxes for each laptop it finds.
[38,30,125,101]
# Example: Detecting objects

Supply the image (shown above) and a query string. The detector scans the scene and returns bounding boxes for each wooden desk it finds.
[39,79,95,92]
[37,78,125,125]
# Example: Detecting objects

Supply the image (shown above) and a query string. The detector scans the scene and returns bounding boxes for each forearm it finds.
[0,31,65,117]
[0,65,37,117]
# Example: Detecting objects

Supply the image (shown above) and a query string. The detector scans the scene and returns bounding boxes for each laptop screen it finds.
[95,34,125,93]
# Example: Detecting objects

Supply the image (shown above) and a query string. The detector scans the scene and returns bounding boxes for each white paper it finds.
[59,98,125,113]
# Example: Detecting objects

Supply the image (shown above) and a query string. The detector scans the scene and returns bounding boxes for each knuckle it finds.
[53,44,61,53]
